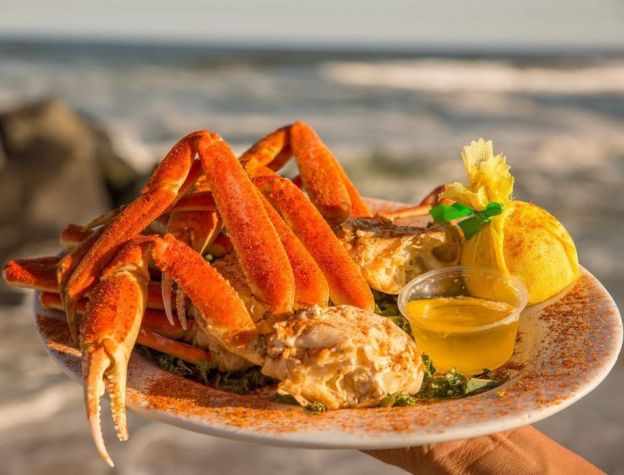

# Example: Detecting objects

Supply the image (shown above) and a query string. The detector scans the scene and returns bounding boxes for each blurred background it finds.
[0,1,623,473]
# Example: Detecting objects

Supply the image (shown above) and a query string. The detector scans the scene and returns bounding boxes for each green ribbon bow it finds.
[430,201,504,239]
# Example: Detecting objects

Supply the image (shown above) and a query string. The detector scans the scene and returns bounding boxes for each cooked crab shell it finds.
[335,217,461,295]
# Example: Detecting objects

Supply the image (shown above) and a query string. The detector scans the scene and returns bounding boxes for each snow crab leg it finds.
[253,172,374,310]
[59,131,295,341]
[240,121,371,223]
[81,234,258,466]
[4,256,166,310]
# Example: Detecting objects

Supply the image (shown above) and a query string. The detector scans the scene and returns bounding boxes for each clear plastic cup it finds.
[398,266,528,375]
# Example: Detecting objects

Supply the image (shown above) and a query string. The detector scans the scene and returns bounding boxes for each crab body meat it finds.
[336,217,461,295]
[263,305,424,409]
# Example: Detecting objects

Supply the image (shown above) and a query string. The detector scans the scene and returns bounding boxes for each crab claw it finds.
[83,343,127,467]
[161,272,176,327]
[81,238,150,466]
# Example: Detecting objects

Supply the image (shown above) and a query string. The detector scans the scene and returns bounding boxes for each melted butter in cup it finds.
[398,267,528,376]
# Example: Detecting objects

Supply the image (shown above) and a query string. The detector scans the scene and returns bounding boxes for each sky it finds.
[0,0,623,49]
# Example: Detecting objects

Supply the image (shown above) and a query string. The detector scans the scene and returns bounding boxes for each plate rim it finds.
[33,266,622,450]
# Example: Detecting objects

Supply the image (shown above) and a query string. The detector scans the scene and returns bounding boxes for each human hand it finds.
[363,426,604,474]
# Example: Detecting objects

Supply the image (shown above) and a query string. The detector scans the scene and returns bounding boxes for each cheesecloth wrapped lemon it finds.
[441,139,579,305]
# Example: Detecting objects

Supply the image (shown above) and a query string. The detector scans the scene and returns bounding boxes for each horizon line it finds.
[1,32,623,56]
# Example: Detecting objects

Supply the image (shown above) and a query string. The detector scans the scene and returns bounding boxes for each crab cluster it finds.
[3,122,459,465]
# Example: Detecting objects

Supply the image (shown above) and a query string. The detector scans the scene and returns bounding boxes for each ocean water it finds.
[0,38,623,473]
[2,40,622,302]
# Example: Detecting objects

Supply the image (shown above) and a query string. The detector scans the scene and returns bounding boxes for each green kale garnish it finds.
[271,393,327,412]
[417,368,468,399]
[305,401,328,413]
[272,394,327,413]
[374,301,399,317]
[379,392,419,407]
[143,347,277,394]
[415,355,507,399]
[196,360,218,384]
[156,354,194,377]
[215,367,276,394]
[381,354,508,406]
[271,393,300,405]
[372,290,412,336]
[421,354,436,376]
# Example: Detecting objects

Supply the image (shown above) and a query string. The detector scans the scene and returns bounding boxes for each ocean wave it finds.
[320,59,624,94]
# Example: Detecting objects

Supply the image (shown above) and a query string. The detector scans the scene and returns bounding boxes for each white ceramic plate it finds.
[33,199,622,449]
